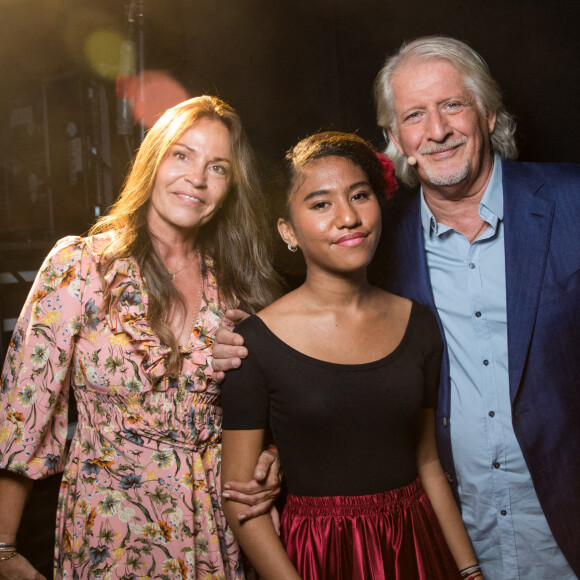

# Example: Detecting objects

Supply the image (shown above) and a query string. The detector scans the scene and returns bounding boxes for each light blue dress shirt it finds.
[420,156,575,580]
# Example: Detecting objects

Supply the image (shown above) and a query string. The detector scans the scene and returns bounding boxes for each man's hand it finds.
[212,309,249,381]
[222,448,282,532]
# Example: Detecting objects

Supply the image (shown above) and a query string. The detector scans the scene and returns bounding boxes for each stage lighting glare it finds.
[84,29,124,80]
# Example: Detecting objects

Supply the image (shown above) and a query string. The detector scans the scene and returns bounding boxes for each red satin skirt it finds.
[280,478,461,580]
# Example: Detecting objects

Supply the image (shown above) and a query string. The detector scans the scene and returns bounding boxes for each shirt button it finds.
[483,359,489,366]
[475,311,482,317]
[500,509,507,516]
[442,416,448,427]
[445,472,454,483]
[489,411,495,417]
[493,461,501,469]
[469,262,476,269]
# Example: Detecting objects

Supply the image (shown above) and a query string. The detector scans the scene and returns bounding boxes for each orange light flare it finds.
[132,70,191,130]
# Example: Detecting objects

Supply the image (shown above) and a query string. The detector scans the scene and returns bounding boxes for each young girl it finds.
[220,132,483,580]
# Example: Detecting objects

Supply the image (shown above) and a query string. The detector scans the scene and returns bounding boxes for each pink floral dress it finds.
[0,233,247,579]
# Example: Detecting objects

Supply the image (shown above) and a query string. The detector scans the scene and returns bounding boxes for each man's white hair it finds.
[374,35,518,187]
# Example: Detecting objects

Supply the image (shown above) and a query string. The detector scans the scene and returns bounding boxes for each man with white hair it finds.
[371,36,580,579]
[213,36,580,580]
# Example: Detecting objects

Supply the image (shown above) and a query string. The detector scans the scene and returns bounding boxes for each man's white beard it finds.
[424,158,470,186]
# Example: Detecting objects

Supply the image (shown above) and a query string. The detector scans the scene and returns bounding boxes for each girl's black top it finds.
[222,301,443,496]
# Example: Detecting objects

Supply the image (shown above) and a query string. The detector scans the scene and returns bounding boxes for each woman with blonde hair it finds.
[0,95,280,579]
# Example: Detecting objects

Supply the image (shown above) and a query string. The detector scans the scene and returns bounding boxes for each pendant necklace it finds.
[167,254,197,281]
[181,272,204,347]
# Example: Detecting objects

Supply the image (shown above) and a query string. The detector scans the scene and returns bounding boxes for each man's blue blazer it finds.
[371,159,580,575]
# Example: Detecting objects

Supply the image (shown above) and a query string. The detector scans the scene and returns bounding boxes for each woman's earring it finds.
[287,243,298,253]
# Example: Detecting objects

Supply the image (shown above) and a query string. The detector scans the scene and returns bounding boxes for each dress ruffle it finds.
[102,254,225,386]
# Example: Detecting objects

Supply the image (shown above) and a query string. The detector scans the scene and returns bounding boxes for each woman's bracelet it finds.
[0,552,18,563]
[0,541,17,559]
[460,564,482,578]
[0,543,17,549]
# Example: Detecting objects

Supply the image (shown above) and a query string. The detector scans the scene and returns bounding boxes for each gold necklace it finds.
[182,275,204,346]
[167,254,197,281]
[468,219,487,244]
[433,213,487,245]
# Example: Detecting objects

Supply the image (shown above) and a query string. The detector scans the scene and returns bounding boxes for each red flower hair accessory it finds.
[375,152,398,200]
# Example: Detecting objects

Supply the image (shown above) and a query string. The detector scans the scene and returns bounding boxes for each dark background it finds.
[1,0,579,574]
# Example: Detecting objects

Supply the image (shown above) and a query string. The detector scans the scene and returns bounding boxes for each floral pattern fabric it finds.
[0,233,247,579]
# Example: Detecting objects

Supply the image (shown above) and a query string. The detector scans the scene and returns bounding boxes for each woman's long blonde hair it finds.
[90,95,281,372]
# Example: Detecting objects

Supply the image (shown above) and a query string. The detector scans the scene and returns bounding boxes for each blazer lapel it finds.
[502,160,555,403]
[386,194,436,308]
[384,195,452,414]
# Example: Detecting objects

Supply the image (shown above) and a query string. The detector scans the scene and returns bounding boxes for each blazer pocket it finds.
[539,267,580,307]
